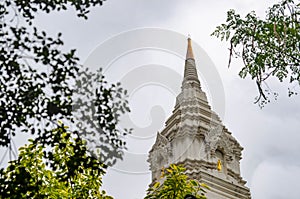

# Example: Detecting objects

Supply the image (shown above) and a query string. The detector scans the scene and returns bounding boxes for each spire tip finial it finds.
[186,35,194,59]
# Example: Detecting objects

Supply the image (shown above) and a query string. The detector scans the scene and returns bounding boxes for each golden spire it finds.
[183,36,200,87]
[186,36,194,60]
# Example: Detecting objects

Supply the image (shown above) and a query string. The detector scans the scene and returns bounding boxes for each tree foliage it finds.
[0,122,113,199]
[73,68,131,166]
[0,0,130,165]
[212,0,300,107]
[145,164,208,199]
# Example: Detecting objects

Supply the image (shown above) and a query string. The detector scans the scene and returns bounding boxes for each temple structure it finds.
[148,38,251,198]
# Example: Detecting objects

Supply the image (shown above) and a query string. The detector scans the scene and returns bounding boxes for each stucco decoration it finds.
[205,125,234,162]
[148,133,171,172]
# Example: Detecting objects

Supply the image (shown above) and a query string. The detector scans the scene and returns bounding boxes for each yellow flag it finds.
[217,160,222,171]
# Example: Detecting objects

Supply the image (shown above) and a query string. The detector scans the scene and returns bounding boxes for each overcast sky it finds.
[3,1,300,199]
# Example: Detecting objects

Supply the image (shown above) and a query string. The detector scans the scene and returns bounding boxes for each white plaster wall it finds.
[228,156,241,175]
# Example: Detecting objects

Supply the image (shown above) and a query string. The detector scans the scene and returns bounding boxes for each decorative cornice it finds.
[177,159,247,186]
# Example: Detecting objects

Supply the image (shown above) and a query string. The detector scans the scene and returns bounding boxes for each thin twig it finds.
[228,42,233,68]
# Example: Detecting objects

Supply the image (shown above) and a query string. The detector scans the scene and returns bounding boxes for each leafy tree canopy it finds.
[0,0,131,166]
[212,0,300,107]
[0,122,113,199]
[145,164,208,199]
